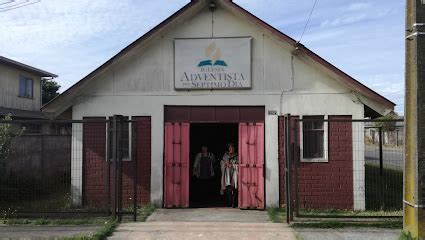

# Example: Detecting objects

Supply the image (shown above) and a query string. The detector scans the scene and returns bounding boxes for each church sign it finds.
[174,38,252,90]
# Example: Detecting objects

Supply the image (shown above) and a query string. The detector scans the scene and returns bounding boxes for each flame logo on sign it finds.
[198,41,228,67]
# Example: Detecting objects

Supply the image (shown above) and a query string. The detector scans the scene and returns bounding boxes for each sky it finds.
[0,0,405,114]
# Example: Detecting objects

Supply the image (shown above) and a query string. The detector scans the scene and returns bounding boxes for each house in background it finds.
[0,56,57,132]
[42,0,395,210]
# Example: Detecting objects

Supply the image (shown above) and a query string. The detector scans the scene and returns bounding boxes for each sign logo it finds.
[198,42,228,67]
[174,38,251,90]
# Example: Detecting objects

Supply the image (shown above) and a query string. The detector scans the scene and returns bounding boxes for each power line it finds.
[0,0,40,12]
[0,1,14,6]
[0,0,30,10]
[297,0,318,44]
[384,89,405,96]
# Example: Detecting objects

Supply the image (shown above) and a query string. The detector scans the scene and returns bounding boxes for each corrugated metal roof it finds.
[0,56,57,78]
[0,107,49,119]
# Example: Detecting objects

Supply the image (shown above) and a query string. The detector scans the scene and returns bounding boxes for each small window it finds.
[302,116,327,162]
[19,76,33,98]
[108,117,130,161]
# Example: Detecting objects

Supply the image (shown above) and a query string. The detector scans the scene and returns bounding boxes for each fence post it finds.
[117,115,123,222]
[111,115,124,221]
[293,118,299,218]
[107,119,111,217]
[396,129,399,147]
[112,115,118,219]
[132,119,137,222]
[41,134,45,177]
[379,127,383,176]
[284,114,292,224]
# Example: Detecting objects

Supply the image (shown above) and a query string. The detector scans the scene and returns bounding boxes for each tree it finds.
[373,112,399,131]
[42,78,60,105]
[0,115,22,177]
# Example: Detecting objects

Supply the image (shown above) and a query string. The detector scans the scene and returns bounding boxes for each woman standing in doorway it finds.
[220,143,238,208]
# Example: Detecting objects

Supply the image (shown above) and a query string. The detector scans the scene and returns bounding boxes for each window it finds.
[19,76,33,98]
[108,117,130,161]
[301,115,328,162]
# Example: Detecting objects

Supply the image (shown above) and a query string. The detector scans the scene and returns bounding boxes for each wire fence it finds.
[1,115,404,221]
[280,116,404,221]
[0,116,141,220]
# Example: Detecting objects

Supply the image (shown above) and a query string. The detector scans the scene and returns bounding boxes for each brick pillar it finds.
[83,118,108,208]
[133,117,151,205]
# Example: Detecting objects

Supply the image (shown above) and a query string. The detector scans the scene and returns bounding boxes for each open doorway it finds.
[189,123,238,208]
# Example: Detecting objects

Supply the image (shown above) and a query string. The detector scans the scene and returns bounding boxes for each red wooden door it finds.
[238,123,265,209]
[164,123,190,208]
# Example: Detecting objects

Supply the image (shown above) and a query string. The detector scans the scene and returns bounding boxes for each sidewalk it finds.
[108,208,296,240]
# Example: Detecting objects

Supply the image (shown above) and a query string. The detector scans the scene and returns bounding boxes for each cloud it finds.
[345,3,371,12]
[0,0,405,114]
[0,0,188,90]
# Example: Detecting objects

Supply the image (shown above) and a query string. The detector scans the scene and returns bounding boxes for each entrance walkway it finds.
[147,208,269,222]
[109,208,296,240]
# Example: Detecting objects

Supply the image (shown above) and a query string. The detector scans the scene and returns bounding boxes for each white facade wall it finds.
[69,4,366,209]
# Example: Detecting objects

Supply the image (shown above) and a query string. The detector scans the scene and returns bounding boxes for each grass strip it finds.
[267,207,286,223]
[137,204,155,222]
[291,220,402,229]
[61,219,118,240]
[298,208,402,217]
[1,218,109,226]
[399,231,417,240]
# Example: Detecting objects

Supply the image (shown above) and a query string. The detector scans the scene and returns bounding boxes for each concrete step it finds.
[109,221,296,240]
[121,221,288,227]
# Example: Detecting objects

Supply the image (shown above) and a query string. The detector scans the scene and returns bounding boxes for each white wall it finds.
[70,2,366,209]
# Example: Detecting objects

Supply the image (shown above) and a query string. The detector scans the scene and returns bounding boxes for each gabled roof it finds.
[223,0,395,109]
[0,56,57,78]
[42,0,395,114]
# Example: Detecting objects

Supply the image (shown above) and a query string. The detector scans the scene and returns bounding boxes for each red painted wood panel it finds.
[164,106,265,123]
[238,123,265,209]
[164,122,190,208]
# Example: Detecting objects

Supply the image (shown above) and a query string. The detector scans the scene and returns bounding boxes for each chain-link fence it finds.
[0,116,144,220]
[279,116,403,221]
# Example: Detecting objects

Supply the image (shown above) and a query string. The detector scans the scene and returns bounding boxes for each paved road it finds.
[109,208,296,240]
[365,145,403,170]
[0,225,101,239]
[296,227,399,240]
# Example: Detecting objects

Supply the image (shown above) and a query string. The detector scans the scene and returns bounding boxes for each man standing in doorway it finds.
[193,145,216,203]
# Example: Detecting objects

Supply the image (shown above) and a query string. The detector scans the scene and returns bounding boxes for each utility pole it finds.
[404,0,425,238]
